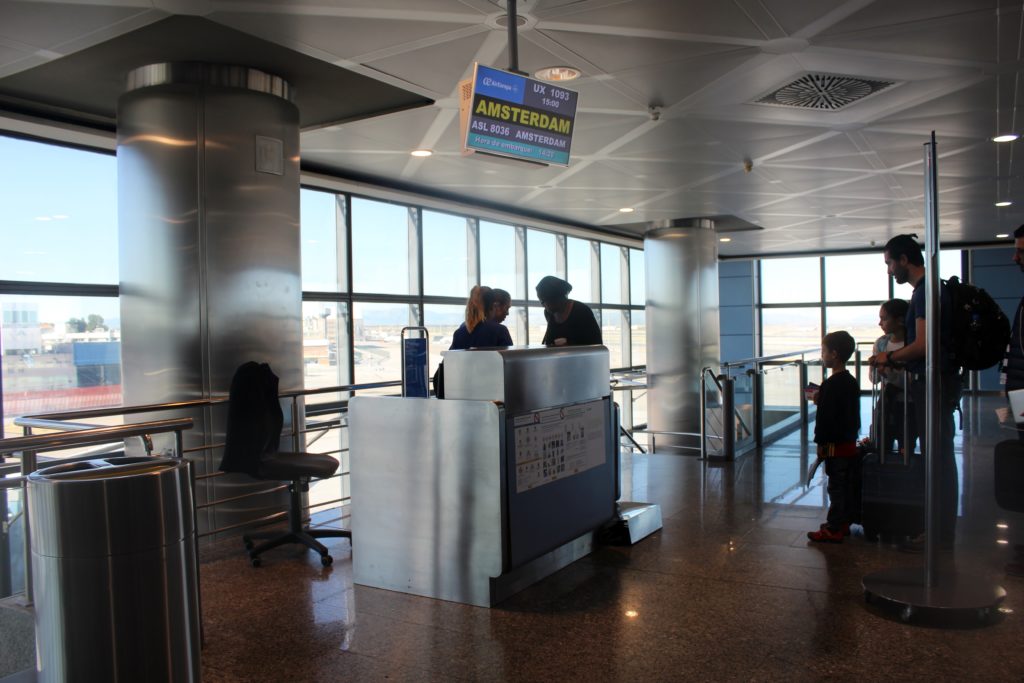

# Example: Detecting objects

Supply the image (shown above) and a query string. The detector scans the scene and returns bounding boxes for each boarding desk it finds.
[349,345,617,607]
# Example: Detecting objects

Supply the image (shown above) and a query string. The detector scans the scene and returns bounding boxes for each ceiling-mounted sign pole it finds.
[507,0,521,74]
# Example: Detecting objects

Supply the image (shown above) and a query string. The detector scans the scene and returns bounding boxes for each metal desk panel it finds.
[444,345,610,415]
[350,397,505,607]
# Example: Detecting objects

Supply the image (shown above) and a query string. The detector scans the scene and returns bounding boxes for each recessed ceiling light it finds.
[993,134,1020,143]
[410,149,433,157]
[996,200,1013,207]
[618,207,635,213]
[997,522,1010,528]
[997,233,1010,238]
[534,66,581,82]
[719,237,732,242]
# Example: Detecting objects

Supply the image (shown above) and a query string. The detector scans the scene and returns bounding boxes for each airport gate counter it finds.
[349,345,618,607]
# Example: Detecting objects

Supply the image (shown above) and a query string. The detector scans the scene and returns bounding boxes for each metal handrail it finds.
[721,347,820,369]
[0,418,194,456]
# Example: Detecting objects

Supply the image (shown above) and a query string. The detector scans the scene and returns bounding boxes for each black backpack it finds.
[944,276,1010,370]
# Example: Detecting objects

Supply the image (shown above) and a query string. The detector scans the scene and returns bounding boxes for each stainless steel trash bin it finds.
[28,456,200,682]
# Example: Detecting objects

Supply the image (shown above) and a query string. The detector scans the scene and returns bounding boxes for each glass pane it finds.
[631,309,646,367]
[424,304,464,375]
[892,249,962,301]
[0,136,118,284]
[352,302,412,393]
[824,254,889,303]
[630,249,645,306]
[941,249,962,280]
[825,305,882,391]
[601,244,622,304]
[480,221,518,296]
[761,257,820,304]
[528,306,547,345]
[301,301,351,402]
[300,189,340,292]
[527,229,556,302]
[2,295,122,436]
[423,210,468,297]
[566,237,593,303]
[761,307,821,356]
[631,391,648,430]
[602,309,624,367]
[351,197,409,295]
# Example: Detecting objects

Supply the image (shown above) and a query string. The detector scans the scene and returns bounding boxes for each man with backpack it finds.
[868,234,959,551]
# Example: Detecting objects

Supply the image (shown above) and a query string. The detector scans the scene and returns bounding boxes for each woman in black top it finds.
[535,275,602,346]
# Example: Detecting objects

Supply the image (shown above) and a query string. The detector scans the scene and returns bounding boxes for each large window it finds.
[601,244,623,304]
[761,257,820,304]
[567,237,593,303]
[422,210,468,297]
[2,134,647,425]
[527,229,556,298]
[300,189,342,292]
[0,136,118,285]
[480,221,519,296]
[351,198,410,295]
[1,137,120,434]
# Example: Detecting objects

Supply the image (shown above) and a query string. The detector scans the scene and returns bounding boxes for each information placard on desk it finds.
[459,63,579,166]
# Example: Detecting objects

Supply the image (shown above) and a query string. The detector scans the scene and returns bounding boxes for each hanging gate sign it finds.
[459,63,579,166]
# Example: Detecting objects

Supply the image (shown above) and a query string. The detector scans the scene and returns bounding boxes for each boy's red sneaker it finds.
[808,526,844,543]
[818,522,851,537]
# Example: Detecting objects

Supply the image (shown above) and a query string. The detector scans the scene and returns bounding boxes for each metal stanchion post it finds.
[862,133,1005,624]
[721,375,735,461]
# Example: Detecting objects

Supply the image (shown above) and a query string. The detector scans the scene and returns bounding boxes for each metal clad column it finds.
[117,64,302,531]
[644,220,720,452]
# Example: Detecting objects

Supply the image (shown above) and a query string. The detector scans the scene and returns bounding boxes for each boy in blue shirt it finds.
[808,330,862,543]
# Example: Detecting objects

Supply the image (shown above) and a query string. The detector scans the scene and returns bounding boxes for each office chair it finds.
[219,361,350,567]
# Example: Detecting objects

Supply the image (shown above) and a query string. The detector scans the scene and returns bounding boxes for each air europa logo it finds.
[482,76,514,92]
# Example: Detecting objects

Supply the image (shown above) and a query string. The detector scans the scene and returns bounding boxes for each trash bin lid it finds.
[27,455,194,558]
[29,455,180,482]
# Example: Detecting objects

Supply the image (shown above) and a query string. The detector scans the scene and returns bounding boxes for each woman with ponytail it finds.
[449,285,513,350]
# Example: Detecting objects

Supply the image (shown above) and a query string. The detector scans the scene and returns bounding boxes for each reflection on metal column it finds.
[117,63,302,534]
[644,220,720,452]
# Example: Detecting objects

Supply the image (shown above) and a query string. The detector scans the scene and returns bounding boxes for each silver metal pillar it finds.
[644,220,720,453]
[117,64,302,534]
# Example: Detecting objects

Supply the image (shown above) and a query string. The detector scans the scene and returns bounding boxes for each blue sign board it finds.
[464,64,578,166]
[402,337,429,398]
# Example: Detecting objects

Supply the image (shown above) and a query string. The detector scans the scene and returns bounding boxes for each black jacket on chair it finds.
[219,361,283,477]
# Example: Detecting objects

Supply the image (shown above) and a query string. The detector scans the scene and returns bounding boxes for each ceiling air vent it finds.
[755,73,895,111]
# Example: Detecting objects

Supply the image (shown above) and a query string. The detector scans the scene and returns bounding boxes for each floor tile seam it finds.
[341,649,477,681]
[620,561,847,598]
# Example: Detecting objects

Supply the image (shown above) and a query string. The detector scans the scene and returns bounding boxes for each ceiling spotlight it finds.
[997,233,1010,238]
[410,149,433,157]
[618,207,635,213]
[996,200,1013,207]
[993,134,1020,143]
[535,66,581,82]
[719,237,732,242]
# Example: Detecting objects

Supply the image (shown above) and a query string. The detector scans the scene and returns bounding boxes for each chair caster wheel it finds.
[250,557,261,568]
[321,554,333,567]
[900,606,914,622]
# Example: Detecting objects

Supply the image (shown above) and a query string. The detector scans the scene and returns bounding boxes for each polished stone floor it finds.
[199,396,1024,682]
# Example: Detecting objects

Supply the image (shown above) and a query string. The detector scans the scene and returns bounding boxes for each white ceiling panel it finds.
[542,0,767,40]
[213,12,474,62]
